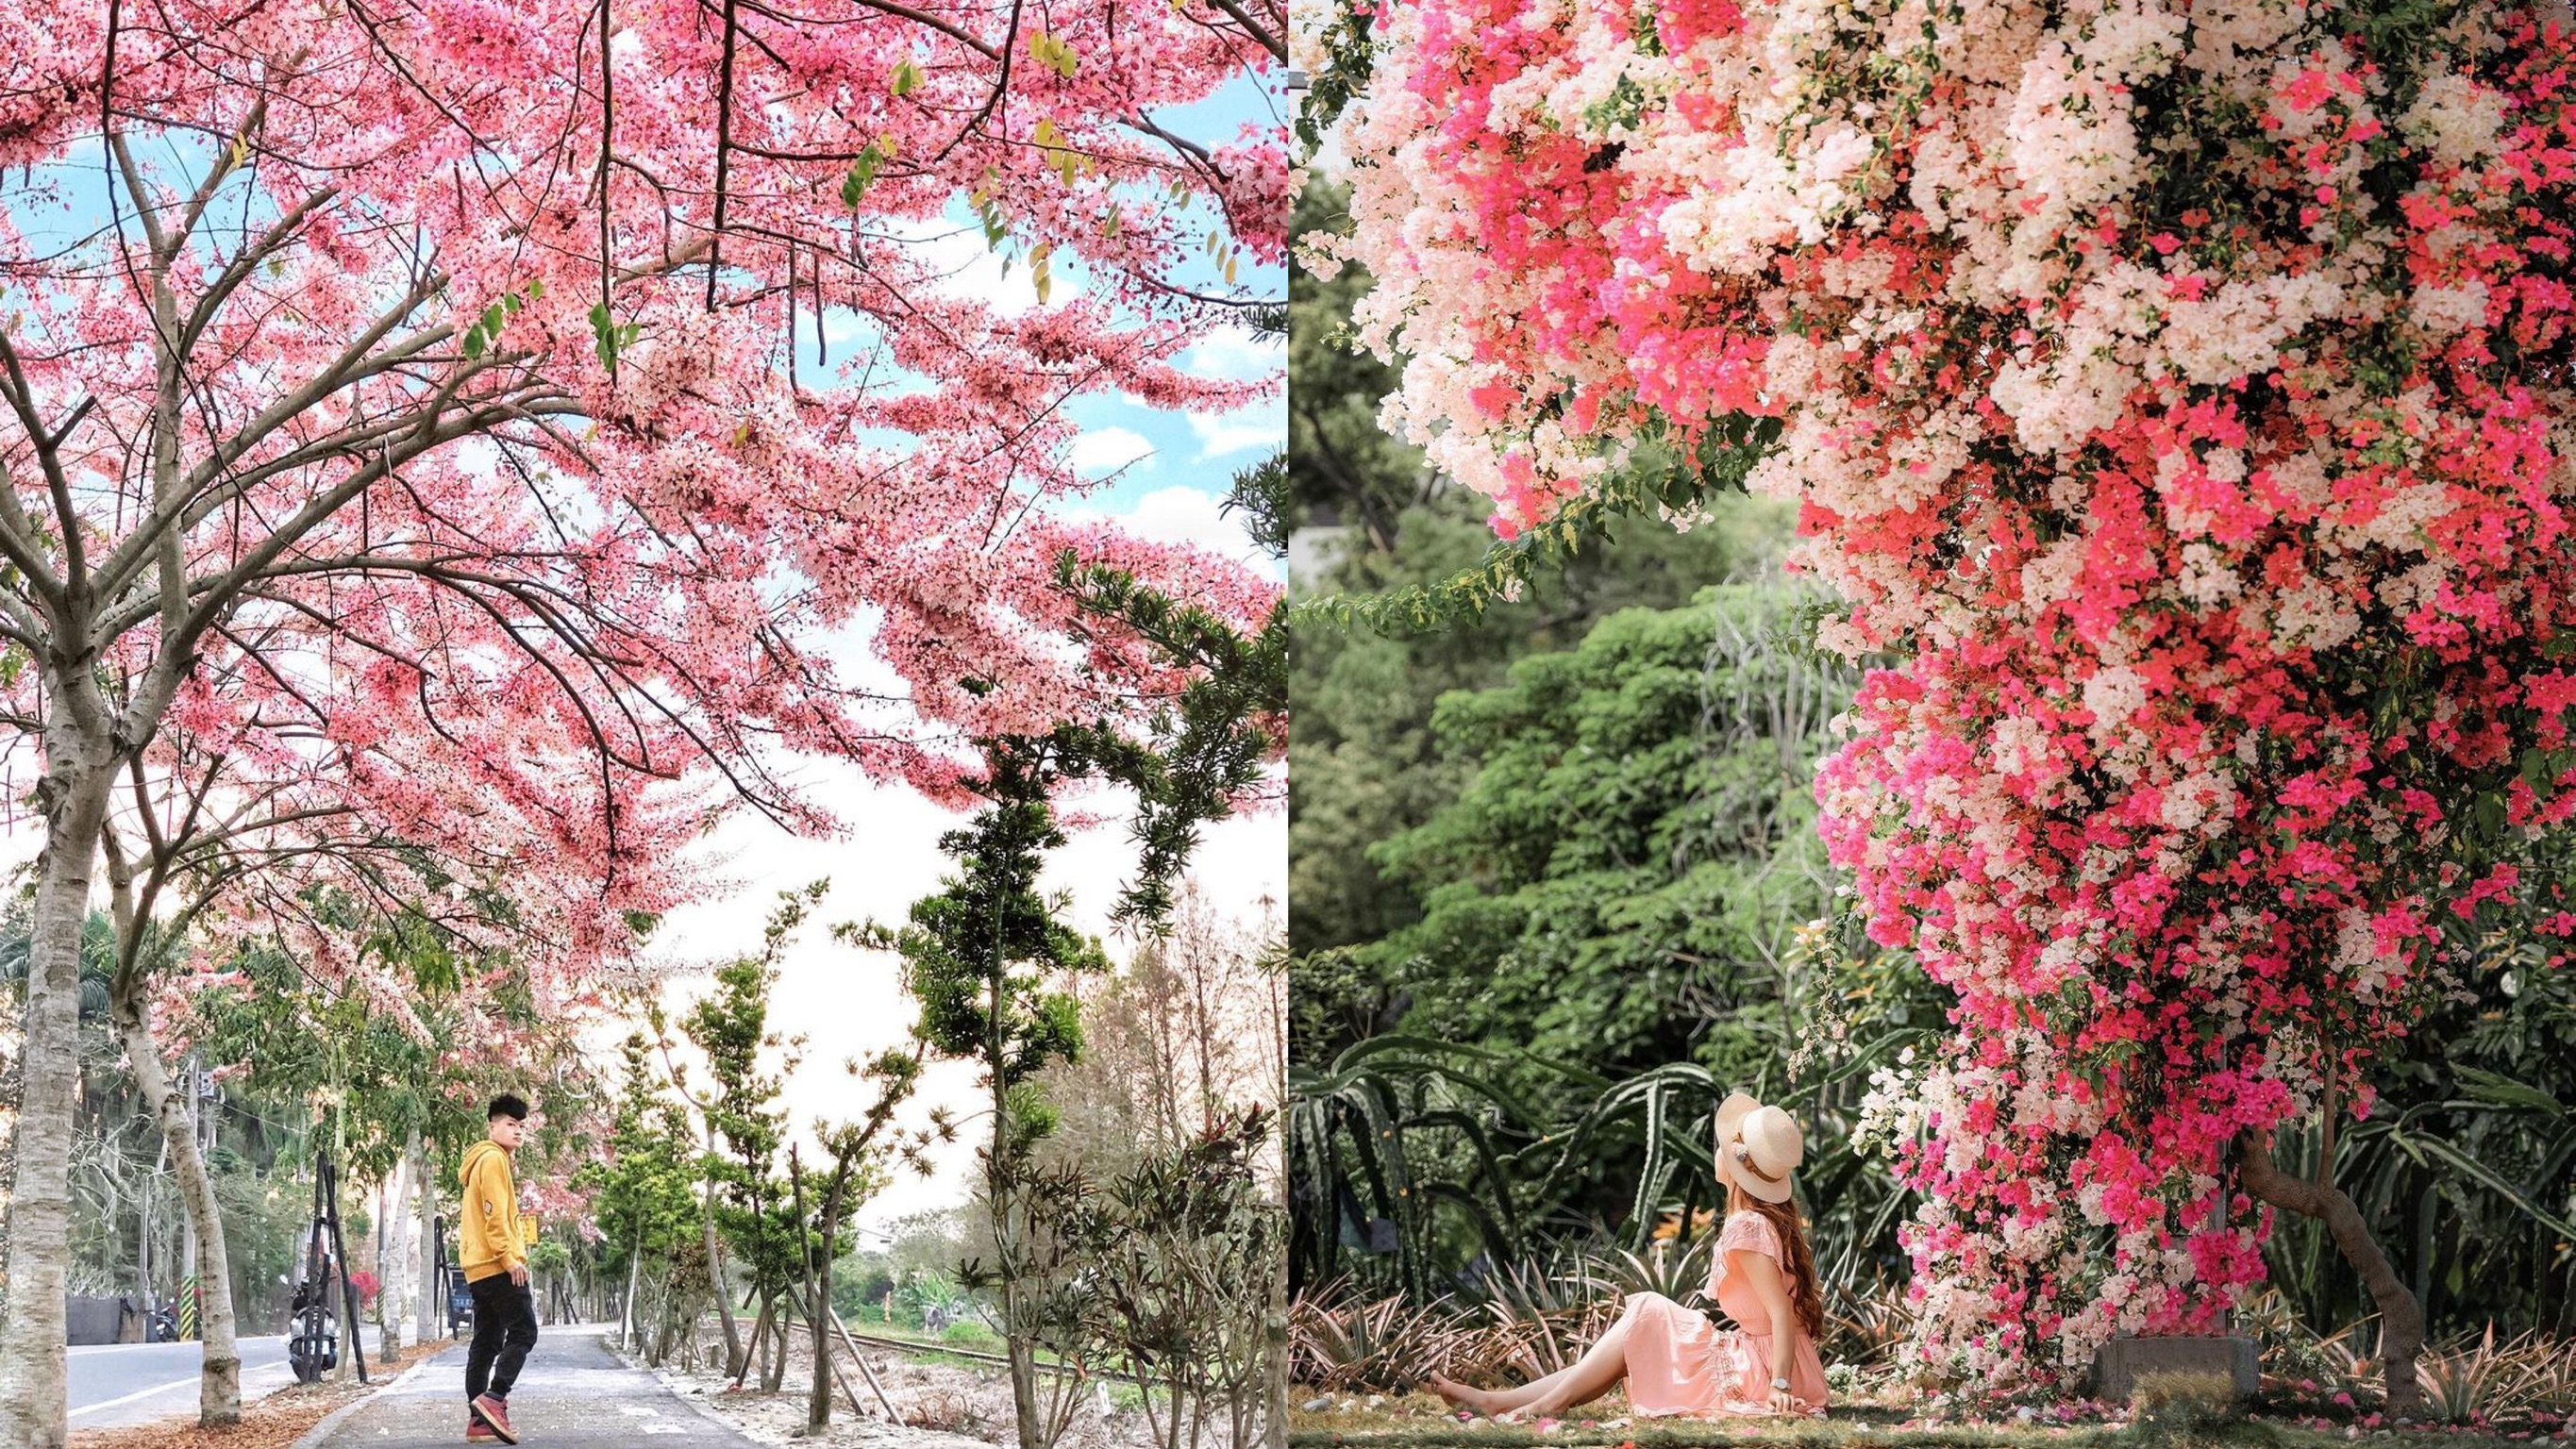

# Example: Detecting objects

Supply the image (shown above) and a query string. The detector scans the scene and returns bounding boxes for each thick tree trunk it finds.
[0,757,113,1449]
[110,974,244,1424]
[1006,1334,1045,1449]
[808,1282,834,1433]
[2239,1130,2423,1417]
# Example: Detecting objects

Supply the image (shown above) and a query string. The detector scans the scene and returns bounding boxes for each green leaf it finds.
[2454,1064,2567,1118]
[841,143,885,209]
[891,57,924,97]
[1028,31,1078,78]
[2393,1125,2576,1238]
[589,302,621,368]
[461,325,486,360]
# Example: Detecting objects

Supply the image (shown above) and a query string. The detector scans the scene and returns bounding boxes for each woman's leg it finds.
[1427,1314,1634,1418]
[1426,1374,1514,1417]
[1497,1314,1632,1419]
[1429,1293,1658,1420]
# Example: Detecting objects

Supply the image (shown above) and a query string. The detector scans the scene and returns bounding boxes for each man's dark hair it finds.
[488,1093,529,1124]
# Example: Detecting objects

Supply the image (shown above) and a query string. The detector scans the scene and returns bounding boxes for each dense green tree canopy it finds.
[1364,586,1847,1098]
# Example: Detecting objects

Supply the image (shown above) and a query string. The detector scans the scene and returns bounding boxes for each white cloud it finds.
[1056,483,1281,579]
[1111,485,1265,563]
[1187,399,1284,459]
[892,215,1084,319]
[1071,425,1158,477]
[1182,325,1285,382]
[818,307,870,345]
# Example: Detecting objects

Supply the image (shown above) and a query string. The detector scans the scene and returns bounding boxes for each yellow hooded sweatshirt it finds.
[458,1139,527,1284]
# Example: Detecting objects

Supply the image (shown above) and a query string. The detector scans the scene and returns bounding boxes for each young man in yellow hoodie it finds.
[460,1094,540,1444]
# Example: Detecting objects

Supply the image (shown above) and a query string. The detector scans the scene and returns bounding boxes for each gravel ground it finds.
[631,1330,1200,1449]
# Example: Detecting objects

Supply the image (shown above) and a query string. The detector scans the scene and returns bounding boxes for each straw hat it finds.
[1712,1091,1804,1204]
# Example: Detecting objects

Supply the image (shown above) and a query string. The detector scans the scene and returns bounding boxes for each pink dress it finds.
[1618,1211,1830,1418]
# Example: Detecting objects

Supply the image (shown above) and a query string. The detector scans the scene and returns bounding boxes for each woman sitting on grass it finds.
[1430,1093,1831,1422]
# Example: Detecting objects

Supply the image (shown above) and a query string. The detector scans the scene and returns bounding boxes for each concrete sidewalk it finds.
[308,1327,759,1447]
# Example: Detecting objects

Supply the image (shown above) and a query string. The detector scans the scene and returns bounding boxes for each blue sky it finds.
[1068,71,1290,522]
[801,67,1290,558]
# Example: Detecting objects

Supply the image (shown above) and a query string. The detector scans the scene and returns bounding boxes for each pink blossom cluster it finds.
[1335,0,2576,1388]
[0,0,1283,1065]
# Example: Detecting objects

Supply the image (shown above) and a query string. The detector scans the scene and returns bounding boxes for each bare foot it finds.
[1497,1399,1563,1425]
[1426,1374,1505,1418]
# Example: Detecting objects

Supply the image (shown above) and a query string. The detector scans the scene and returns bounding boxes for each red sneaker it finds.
[466,1415,498,1442]
[470,1395,519,1445]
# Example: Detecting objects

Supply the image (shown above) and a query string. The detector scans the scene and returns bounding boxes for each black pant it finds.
[465,1274,540,1401]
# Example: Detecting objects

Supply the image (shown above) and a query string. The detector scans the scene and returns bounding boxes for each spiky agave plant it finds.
[1288,1034,1541,1300]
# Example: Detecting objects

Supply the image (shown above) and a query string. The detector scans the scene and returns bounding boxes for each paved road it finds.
[69,1335,299,1429]
[311,1327,759,1447]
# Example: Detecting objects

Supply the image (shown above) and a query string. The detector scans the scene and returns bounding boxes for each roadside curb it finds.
[286,1341,456,1449]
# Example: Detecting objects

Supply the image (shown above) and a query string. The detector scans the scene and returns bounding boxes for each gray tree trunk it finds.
[110,973,244,1424]
[702,1135,742,1378]
[620,1228,644,1352]
[415,1137,443,1346]
[0,745,114,1449]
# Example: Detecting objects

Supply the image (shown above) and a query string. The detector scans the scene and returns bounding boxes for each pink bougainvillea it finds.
[1332,0,2576,1389]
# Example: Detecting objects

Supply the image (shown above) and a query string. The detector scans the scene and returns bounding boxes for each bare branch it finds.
[0,331,88,604]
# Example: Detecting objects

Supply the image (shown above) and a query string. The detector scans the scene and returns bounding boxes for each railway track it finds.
[840,1328,1129,1382]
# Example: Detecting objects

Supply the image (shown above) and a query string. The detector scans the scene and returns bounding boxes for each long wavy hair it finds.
[1729,1182,1826,1340]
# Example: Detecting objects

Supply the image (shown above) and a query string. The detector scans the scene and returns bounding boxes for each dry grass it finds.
[640,1324,1161,1449]
[1297,1280,2576,1432]
[70,1341,459,1449]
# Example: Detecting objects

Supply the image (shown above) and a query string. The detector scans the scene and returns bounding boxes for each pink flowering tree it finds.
[1326,0,2575,1409]
[96,696,689,1418]
[0,0,1281,1438]
[161,864,627,1374]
